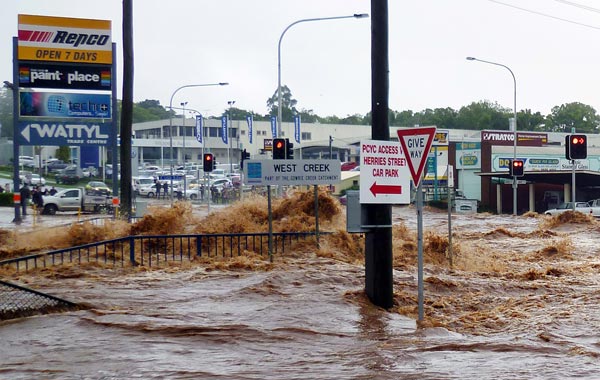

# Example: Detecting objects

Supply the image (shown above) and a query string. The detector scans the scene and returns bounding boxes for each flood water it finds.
[1,200,600,379]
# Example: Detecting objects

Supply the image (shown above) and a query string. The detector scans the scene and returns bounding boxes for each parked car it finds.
[19,156,35,168]
[47,160,68,173]
[25,173,46,186]
[55,166,82,184]
[85,181,111,196]
[544,202,598,216]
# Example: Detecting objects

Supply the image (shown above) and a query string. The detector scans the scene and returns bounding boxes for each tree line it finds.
[1,85,599,139]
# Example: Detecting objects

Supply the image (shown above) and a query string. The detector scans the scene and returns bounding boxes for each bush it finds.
[0,192,14,207]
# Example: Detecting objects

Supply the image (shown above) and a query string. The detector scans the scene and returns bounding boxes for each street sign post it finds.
[359,140,410,204]
[397,126,436,322]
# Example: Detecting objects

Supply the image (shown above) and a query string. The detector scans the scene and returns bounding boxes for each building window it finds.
[301,132,311,140]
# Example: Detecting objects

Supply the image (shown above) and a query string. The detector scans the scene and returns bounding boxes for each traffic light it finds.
[203,153,214,172]
[286,139,294,159]
[240,149,250,170]
[273,138,286,160]
[510,159,524,177]
[568,134,587,160]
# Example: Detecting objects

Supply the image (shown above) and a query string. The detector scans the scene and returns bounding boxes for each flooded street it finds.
[1,197,600,379]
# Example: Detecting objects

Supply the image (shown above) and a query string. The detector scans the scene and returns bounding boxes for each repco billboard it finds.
[481,130,547,147]
[19,62,111,90]
[18,14,112,64]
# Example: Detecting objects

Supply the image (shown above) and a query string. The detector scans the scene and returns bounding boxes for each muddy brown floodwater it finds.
[1,191,600,379]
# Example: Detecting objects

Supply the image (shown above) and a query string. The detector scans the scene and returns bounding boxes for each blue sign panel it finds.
[19,91,111,119]
[18,120,112,146]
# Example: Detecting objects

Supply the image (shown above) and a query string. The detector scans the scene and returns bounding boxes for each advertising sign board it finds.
[19,91,111,119]
[244,159,340,186]
[18,14,112,64]
[18,120,111,146]
[18,62,111,90]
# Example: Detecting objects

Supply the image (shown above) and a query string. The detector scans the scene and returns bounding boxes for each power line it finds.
[553,0,600,14]
[488,0,600,31]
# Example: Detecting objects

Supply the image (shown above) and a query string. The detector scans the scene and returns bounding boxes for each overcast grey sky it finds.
[3,0,600,119]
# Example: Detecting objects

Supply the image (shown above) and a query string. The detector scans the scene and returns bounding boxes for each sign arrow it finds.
[370,182,402,196]
[21,124,31,143]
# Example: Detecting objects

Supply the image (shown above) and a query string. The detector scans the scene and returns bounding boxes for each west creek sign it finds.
[244,159,341,186]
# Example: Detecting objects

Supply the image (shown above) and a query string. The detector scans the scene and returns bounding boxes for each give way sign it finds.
[397,127,437,187]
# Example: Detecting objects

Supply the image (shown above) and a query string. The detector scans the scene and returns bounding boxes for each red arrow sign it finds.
[370,182,402,196]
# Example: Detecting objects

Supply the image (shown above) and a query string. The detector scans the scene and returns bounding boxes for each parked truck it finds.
[544,199,600,217]
[42,188,112,215]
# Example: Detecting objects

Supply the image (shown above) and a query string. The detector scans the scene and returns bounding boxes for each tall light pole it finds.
[466,57,518,215]
[277,13,368,138]
[181,101,188,199]
[168,82,229,204]
[228,100,235,174]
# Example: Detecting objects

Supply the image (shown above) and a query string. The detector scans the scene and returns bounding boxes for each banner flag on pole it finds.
[195,114,203,143]
[221,116,228,144]
[246,115,253,144]
[294,115,301,144]
[270,116,277,138]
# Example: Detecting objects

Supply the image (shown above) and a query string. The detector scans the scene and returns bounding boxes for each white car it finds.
[544,202,592,216]
[26,173,46,186]
[19,156,35,168]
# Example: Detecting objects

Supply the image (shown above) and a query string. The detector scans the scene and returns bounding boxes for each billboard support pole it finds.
[11,37,22,225]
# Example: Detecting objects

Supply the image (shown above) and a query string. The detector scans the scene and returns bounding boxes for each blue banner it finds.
[294,115,301,144]
[221,115,228,144]
[195,115,203,143]
[18,120,112,146]
[270,116,277,138]
[19,91,111,119]
[246,115,253,144]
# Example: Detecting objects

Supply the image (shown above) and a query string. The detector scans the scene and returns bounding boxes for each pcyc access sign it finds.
[359,140,410,204]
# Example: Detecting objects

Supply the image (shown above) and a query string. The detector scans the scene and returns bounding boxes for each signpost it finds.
[397,127,436,322]
[244,159,341,261]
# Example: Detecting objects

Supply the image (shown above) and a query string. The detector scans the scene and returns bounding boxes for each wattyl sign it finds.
[18,121,111,146]
[19,91,111,119]
[19,62,111,90]
[18,14,112,64]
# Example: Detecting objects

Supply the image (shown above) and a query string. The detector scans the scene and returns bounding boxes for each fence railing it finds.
[0,279,81,320]
[0,231,323,273]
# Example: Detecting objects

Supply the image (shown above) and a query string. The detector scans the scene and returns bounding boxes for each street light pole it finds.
[466,57,518,215]
[181,101,188,199]
[277,13,368,138]
[228,100,235,174]
[168,82,229,205]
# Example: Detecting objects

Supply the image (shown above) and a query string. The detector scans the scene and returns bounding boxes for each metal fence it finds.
[0,280,80,320]
[0,231,322,273]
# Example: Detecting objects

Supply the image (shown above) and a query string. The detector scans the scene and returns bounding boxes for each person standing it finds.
[155,181,161,199]
[32,186,44,213]
[162,182,168,199]
[19,183,31,217]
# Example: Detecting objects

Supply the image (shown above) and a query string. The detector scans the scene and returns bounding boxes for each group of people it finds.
[154,181,169,199]
[18,183,58,216]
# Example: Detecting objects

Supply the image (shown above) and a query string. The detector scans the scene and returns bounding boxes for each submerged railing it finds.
[0,231,322,273]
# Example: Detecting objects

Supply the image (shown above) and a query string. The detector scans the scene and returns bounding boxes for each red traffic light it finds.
[571,136,585,145]
[275,140,284,149]
[512,160,523,168]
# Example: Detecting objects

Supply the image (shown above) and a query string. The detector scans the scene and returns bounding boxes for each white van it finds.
[132,176,155,193]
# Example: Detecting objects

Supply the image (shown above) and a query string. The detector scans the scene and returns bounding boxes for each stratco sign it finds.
[19,62,111,90]
[18,14,112,64]
[481,130,547,147]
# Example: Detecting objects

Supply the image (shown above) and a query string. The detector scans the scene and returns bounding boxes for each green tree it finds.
[0,88,13,139]
[456,101,510,130]
[519,109,546,131]
[55,146,70,162]
[266,85,298,122]
[546,102,600,133]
